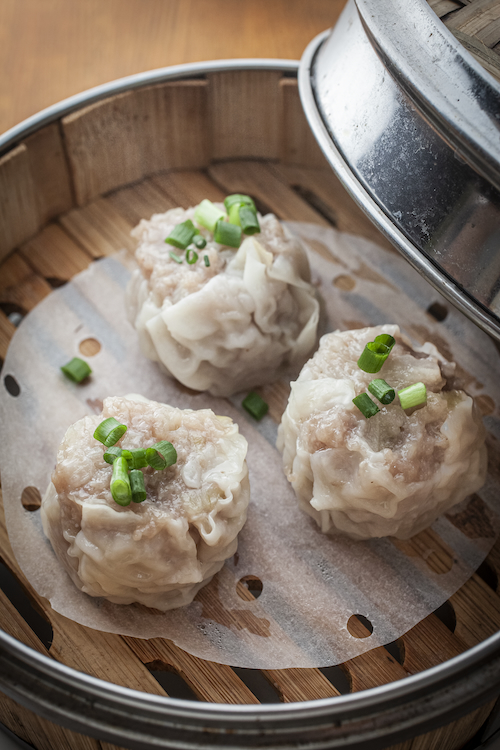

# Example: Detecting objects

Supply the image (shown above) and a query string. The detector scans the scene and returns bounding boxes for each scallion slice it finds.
[165,219,197,250]
[398,382,427,410]
[374,334,396,350]
[94,417,127,447]
[368,378,395,405]
[186,249,198,265]
[214,219,242,248]
[223,194,256,212]
[239,205,260,235]
[194,200,225,231]
[228,203,241,226]
[169,250,183,264]
[122,448,148,470]
[111,457,132,506]
[146,441,177,470]
[242,391,268,420]
[352,393,380,418]
[103,446,123,465]
[130,469,147,503]
[357,340,393,374]
[193,235,207,249]
[61,357,92,383]
[204,254,210,267]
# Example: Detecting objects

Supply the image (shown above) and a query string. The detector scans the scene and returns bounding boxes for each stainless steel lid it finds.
[299,0,500,342]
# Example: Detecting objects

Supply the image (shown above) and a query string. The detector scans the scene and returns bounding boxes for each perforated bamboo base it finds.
[0,70,499,750]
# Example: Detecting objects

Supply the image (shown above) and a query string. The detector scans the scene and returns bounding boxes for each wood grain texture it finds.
[0,145,39,263]
[62,81,209,205]
[280,78,327,169]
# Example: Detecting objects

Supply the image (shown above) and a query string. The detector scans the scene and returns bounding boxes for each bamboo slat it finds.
[279,78,327,169]
[0,145,39,264]
[62,81,209,206]
[20,223,94,282]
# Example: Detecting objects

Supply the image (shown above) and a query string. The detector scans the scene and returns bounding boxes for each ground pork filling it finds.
[277,325,487,540]
[41,395,249,610]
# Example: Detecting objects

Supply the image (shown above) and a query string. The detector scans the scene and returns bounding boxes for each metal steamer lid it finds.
[299,0,500,343]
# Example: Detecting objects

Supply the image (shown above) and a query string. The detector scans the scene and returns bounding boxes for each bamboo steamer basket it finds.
[0,51,500,750]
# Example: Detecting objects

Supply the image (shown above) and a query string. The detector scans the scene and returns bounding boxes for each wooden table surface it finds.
[0,0,346,136]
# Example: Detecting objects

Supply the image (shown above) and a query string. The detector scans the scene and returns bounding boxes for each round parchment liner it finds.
[1,222,499,669]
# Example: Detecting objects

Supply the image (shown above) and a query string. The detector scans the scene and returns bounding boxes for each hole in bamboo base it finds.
[21,486,42,511]
[433,600,457,632]
[477,559,498,592]
[237,575,263,600]
[383,638,405,665]
[347,614,373,638]
[333,274,356,291]
[0,560,53,650]
[79,338,101,357]
[0,303,25,327]
[232,667,281,703]
[145,661,199,701]
[4,374,20,397]
[319,665,351,694]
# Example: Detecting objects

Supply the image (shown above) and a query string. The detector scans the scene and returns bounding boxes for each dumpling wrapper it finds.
[278,325,487,540]
[41,394,249,610]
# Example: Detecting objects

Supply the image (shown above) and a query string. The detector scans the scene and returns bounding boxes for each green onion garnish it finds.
[94,418,127,447]
[165,219,197,250]
[228,203,241,226]
[239,205,260,235]
[193,235,207,249]
[194,200,225,231]
[214,219,242,248]
[121,448,148,470]
[146,441,177,471]
[398,382,427,410]
[242,391,269,420]
[368,379,395,405]
[130,469,147,503]
[224,194,256,212]
[186,249,198,265]
[374,334,396,350]
[111,457,132,506]
[204,254,210,267]
[352,393,380,418]
[357,334,396,374]
[61,357,92,383]
[103,446,123,464]
[169,250,183,264]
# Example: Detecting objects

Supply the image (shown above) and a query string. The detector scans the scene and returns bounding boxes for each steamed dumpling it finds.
[126,205,319,396]
[277,325,487,540]
[41,395,249,610]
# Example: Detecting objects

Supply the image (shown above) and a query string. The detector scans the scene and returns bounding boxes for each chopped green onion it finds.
[111,457,132,506]
[194,200,225,231]
[228,203,241,226]
[239,205,260,235]
[352,393,380,418]
[165,219,197,250]
[130,469,147,503]
[186,248,199,265]
[103,446,123,465]
[374,334,396,350]
[242,391,268,420]
[368,379,395,405]
[214,219,242,248]
[224,194,256,212]
[121,448,148,470]
[169,250,183,264]
[146,441,177,470]
[398,382,427,410]
[357,341,391,374]
[193,235,207,249]
[94,417,127,447]
[61,357,92,383]
[204,254,210,267]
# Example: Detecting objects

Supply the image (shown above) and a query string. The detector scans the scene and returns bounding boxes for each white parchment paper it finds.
[1,223,499,668]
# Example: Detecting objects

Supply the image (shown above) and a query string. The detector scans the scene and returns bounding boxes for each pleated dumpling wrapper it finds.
[277,325,487,540]
[126,204,319,396]
[41,395,249,610]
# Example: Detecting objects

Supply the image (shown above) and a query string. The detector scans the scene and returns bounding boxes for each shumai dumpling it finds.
[126,204,319,396]
[41,395,249,610]
[277,325,487,540]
